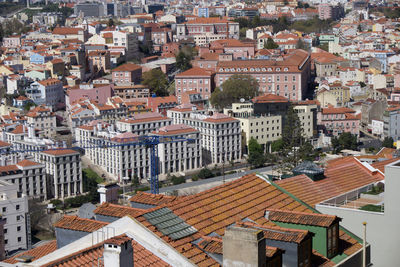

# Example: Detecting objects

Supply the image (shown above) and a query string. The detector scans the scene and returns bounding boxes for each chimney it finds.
[103,237,133,267]
[97,184,107,204]
[223,226,266,267]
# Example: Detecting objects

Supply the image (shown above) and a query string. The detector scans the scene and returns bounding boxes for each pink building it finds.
[205,39,255,59]
[175,67,214,103]
[66,84,113,109]
[318,106,360,136]
[318,4,344,20]
[214,49,311,101]
[112,63,142,84]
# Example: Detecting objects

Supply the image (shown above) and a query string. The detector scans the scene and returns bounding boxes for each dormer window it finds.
[219,68,224,71]
[250,68,254,72]
[262,68,266,71]
[231,68,235,72]
[268,68,272,71]
[243,68,248,71]
[255,68,260,72]
[276,68,281,71]
[284,67,288,71]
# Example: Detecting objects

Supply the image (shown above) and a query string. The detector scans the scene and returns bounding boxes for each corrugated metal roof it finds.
[143,207,197,240]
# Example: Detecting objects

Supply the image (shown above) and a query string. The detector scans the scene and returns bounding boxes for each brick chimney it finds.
[103,236,133,267]
[223,226,266,267]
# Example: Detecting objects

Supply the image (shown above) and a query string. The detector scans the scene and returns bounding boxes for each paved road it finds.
[156,165,275,193]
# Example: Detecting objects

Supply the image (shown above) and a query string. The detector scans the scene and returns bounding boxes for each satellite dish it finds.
[240,98,245,103]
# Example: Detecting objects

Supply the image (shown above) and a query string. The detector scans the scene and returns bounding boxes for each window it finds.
[17,226,21,232]
[16,205,20,210]
[17,237,21,242]
[2,207,6,213]
[16,215,21,221]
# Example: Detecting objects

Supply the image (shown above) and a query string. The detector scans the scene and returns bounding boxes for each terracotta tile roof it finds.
[376,147,396,157]
[129,191,184,206]
[253,93,289,103]
[276,157,384,207]
[41,234,170,267]
[176,67,212,77]
[266,209,340,227]
[185,17,233,24]
[237,221,311,244]
[52,27,83,35]
[38,78,62,87]
[202,113,237,123]
[54,215,109,232]
[112,63,142,72]
[93,202,146,218]
[0,165,20,173]
[41,149,79,156]
[16,160,42,168]
[111,132,139,143]
[371,158,399,173]
[321,107,356,114]
[132,173,316,266]
[10,125,27,134]
[0,140,11,148]
[3,240,57,264]
[153,124,198,136]
[217,50,309,73]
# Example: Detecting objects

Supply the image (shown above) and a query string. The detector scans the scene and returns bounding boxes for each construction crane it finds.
[1,135,194,194]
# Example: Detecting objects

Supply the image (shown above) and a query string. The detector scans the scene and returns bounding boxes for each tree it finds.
[264,37,279,49]
[176,46,197,71]
[197,168,214,179]
[248,137,266,168]
[298,141,315,161]
[282,105,303,149]
[331,132,358,153]
[171,175,185,185]
[296,39,307,50]
[382,137,394,148]
[210,74,259,109]
[271,138,285,152]
[176,51,192,71]
[142,69,169,96]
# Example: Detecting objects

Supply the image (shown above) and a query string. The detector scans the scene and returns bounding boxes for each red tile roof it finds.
[176,67,213,77]
[321,107,356,114]
[276,157,384,207]
[129,191,184,205]
[52,27,83,35]
[93,202,145,218]
[41,149,79,156]
[129,173,361,266]
[112,63,142,72]
[16,160,42,168]
[0,140,11,148]
[371,158,399,173]
[3,240,57,264]
[253,93,289,103]
[41,234,170,267]
[266,209,340,227]
[54,215,109,232]
[153,124,198,136]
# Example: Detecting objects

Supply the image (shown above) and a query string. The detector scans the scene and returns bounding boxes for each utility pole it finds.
[363,222,367,267]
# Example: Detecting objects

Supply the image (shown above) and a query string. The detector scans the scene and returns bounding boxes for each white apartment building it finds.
[178,113,241,165]
[151,124,202,175]
[36,149,82,199]
[26,106,57,138]
[26,78,64,107]
[0,160,47,200]
[293,102,318,139]
[167,104,206,125]
[116,113,172,136]
[76,122,201,179]
[0,180,29,252]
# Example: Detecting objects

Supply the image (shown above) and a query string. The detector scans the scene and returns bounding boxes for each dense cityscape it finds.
[0,0,399,265]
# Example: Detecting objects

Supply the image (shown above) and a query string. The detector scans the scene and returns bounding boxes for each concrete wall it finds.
[55,228,88,248]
